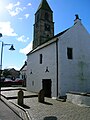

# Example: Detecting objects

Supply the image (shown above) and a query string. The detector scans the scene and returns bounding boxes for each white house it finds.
[20,61,27,80]
[27,0,90,98]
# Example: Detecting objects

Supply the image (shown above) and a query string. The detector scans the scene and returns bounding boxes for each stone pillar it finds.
[17,89,24,105]
[38,89,45,103]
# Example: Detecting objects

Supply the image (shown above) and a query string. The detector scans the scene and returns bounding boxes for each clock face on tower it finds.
[45,23,50,31]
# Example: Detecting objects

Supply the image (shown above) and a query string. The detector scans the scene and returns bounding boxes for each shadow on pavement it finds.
[20,104,30,109]
[42,101,53,105]
[44,116,57,120]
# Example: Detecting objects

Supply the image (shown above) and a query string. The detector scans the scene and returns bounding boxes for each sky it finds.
[0,0,90,70]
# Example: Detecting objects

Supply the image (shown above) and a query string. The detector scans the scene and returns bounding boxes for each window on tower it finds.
[45,12,49,21]
[44,23,50,31]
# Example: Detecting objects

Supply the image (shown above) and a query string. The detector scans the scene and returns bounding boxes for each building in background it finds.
[20,61,27,86]
[20,61,27,80]
[3,68,20,79]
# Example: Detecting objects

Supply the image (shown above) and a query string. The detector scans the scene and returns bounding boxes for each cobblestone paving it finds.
[10,97,90,120]
[27,98,90,120]
[1,88,90,120]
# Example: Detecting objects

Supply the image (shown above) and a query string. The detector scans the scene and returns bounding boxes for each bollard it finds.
[17,89,24,105]
[38,89,45,103]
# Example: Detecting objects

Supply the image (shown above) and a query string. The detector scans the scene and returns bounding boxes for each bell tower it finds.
[33,0,54,49]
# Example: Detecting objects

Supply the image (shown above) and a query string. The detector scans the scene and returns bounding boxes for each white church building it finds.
[27,0,90,98]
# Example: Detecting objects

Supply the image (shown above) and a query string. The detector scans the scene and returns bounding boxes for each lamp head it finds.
[9,45,15,50]
[0,33,2,38]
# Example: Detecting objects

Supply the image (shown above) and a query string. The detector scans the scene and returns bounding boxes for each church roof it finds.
[27,28,70,55]
[20,61,27,71]
[53,28,70,39]
[37,0,52,12]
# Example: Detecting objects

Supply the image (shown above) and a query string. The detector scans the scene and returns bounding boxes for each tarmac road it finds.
[0,99,23,120]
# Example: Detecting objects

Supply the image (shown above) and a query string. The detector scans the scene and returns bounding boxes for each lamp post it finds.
[0,33,15,98]
[0,42,15,70]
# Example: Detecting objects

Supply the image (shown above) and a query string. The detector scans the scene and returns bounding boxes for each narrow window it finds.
[45,12,49,20]
[40,54,43,64]
[67,48,73,59]
[44,23,50,31]
[32,81,34,86]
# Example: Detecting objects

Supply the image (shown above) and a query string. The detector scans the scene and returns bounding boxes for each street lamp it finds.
[0,33,15,98]
[0,42,15,70]
[0,33,15,70]
[0,33,2,99]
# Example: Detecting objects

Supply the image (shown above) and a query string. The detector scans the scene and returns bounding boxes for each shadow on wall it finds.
[44,116,57,120]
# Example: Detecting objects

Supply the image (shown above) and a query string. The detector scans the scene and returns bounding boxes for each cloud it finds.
[18,14,30,20]
[19,41,33,54]
[6,3,14,10]
[24,14,30,19]
[8,7,23,16]
[6,2,32,18]
[6,1,32,20]
[27,3,32,6]
[17,35,29,42]
[6,1,23,16]
[7,1,20,10]
[0,21,17,36]
[15,1,20,6]
[18,17,23,20]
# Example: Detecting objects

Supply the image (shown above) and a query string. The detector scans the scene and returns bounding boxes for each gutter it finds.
[56,38,59,97]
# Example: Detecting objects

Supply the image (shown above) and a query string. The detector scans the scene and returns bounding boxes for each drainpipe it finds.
[56,38,59,98]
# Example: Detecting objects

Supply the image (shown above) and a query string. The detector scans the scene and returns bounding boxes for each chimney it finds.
[74,14,81,24]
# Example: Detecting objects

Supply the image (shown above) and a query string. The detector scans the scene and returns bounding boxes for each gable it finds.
[27,28,69,56]
[59,20,90,45]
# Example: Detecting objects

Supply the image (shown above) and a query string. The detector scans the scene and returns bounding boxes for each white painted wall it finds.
[67,93,90,107]
[58,20,90,96]
[27,42,57,97]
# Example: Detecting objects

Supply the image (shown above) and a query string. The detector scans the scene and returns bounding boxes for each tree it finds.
[3,69,11,78]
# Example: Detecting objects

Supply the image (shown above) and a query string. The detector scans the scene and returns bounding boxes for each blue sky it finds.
[0,0,90,70]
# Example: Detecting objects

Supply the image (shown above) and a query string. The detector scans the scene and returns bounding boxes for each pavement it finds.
[0,87,90,120]
[0,98,23,120]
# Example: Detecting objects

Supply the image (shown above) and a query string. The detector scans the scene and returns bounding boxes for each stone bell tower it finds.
[33,0,54,49]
